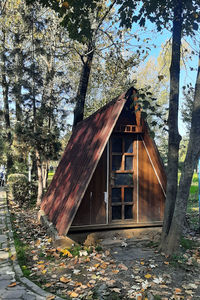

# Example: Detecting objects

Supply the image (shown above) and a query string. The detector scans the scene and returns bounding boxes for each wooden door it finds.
[109,134,137,223]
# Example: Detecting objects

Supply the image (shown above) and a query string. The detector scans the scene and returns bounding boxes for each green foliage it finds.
[180,237,197,250]
[8,173,28,184]
[13,230,31,274]
[117,0,200,38]
[10,176,37,207]
[26,0,101,43]
[181,84,194,133]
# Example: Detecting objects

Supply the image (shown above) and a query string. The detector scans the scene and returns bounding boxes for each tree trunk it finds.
[160,2,183,248]
[14,32,23,122]
[163,48,200,255]
[73,42,94,127]
[42,161,49,189]
[36,150,43,207]
[1,26,13,174]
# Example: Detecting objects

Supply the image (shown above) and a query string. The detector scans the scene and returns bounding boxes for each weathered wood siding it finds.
[72,147,107,226]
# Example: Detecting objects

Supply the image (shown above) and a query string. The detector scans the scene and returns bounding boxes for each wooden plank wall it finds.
[138,133,165,222]
[71,147,107,226]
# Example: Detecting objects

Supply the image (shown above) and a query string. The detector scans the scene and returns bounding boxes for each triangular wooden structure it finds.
[41,87,166,236]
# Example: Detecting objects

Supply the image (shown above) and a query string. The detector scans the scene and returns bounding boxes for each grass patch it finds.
[12,230,31,274]
[180,237,197,250]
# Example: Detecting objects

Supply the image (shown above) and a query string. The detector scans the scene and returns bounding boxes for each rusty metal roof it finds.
[41,89,134,235]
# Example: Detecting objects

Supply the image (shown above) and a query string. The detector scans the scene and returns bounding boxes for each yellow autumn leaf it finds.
[70,292,79,298]
[94,263,100,268]
[44,282,55,288]
[140,261,144,265]
[38,264,45,270]
[35,239,41,246]
[61,249,73,257]
[100,262,108,269]
[60,276,71,283]
[10,254,16,261]
[145,274,152,279]
[37,261,45,264]
[42,269,47,274]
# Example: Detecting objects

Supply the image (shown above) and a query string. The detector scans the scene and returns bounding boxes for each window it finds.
[110,135,135,221]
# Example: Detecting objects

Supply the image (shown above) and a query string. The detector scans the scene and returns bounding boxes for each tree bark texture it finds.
[14,33,23,122]
[1,26,13,173]
[163,49,200,255]
[36,150,43,206]
[73,43,94,127]
[160,2,183,247]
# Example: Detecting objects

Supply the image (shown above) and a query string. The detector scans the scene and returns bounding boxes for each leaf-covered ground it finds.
[9,200,200,300]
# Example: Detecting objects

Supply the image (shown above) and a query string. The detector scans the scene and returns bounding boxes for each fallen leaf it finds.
[153,277,163,284]
[136,293,142,300]
[79,250,88,256]
[164,261,169,265]
[110,288,121,293]
[75,282,82,287]
[145,274,152,279]
[35,239,41,246]
[94,263,100,268]
[8,282,17,287]
[174,288,182,294]
[10,254,16,261]
[60,276,71,283]
[73,269,81,275]
[44,282,55,288]
[46,296,55,300]
[42,269,47,274]
[100,262,108,269]
[37,261,45,264]
[61,249,73,257]
[118,263,128,271]
[112,269,119,274]
[70,292,79,298]
[140,262,144,265]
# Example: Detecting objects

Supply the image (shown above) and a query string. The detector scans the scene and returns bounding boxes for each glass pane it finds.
[114,173,133,185]
[125,205,133,219]
[125,156,133,170]
[112,137,122,153]
[124,188,133,202]
[112,206,122,220]
[125,137,133,153]
[112,188,121,203]
[112,155,122,171]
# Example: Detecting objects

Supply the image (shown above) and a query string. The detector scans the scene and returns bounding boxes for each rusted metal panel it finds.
[41,93,127,235]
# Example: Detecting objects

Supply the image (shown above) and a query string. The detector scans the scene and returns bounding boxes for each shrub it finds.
[8,174,37,207]
[8,173,28,184]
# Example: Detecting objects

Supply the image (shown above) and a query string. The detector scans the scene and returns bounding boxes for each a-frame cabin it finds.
[41,87,166,236]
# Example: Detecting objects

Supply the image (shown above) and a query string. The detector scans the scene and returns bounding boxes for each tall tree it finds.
[117,0,200,254]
